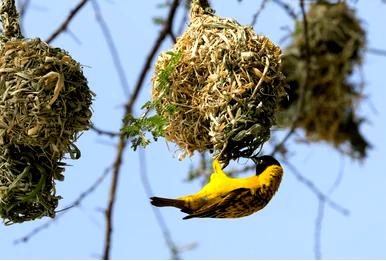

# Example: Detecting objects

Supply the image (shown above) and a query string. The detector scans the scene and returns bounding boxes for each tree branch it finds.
[125,0,180,113]
[91,124,120,138]
[91,0,130,96]
[138,150,181,259]
[314,199,325,260]
[46,0,89,44]
[271,0,297,20]
[283,159,349,216]
[101,0,181,259]
[13,166,111,244]
[271,0,310,157]
[250,0,269,27]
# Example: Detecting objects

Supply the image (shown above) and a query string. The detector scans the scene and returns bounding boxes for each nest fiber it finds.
[279,0,369,159]
[152,2,286,163]
[0,144,64,225]
[0,0,93,224]
[0,38,93,157]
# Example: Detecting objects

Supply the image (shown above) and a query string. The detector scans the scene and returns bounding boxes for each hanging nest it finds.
[0,144,64,225]
[152,0,286,163]
[0,38,93,157]
[278,0,370,159]
[0,0,93,224]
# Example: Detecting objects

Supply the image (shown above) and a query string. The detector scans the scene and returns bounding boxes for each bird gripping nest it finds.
[151,0,287,164]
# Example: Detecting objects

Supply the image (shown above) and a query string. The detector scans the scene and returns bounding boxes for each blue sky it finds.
[1,0,386,259]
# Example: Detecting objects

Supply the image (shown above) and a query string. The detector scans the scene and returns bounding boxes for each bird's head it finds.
[251,155,282,176]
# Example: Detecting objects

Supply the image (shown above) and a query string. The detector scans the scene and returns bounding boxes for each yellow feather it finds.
[151,156,284,219]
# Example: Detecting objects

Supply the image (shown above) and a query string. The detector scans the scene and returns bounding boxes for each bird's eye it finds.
[259,160,263,165]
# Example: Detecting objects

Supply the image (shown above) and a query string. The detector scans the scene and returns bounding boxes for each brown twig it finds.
[250,0,270,27]
[283,159,349,216]
[176,3,189,36]
[18,0,30,18]
[46,0,89,44]
[91,0,130,96]
[91,124,120,138]
[368,47,386,56]
[271,0,297,19]
[103,138,125,260]
[125,0,180,113]
[13,166,111,244]
[101,0,181,259]
[314,199,325,260]
[271,0,310,156]
[138,150,181,259]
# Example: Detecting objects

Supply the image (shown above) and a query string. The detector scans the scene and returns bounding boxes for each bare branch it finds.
[138,150,181,259]
[125,0,180,113]
[91,124,120,138]
[314,199,325,260]
[102,1,181,259]
[271,0,310,156]
[328,155,345,194]
[176,4,189,36]
[13,166,111,244]
[91,0,130,96]
[250,0,269,27]
[283,159,349,216]
[271,0,297,19]
[367,47,386,56]
[102,137,125,260]
[13,212,66,245]
[46,0,89,44]
[17,0,30,24]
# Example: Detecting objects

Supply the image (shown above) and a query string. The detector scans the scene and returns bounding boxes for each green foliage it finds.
[122,51,181,150]
[157,51,181,96]
[122,114,167,150]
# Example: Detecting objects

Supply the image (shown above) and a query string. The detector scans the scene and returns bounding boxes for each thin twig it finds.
[91,0,130,96]
[13,166,111,244]
[283,159,349,216]
[314,199,325,260]
[271,128,296,156]
[102,137,125,260]
[18,0,30,18]
[57,166,112,212]
[101,0,181,259]
[271,0,310,156]
[46,0,89,44]
[138,150,181,259]
[328,155,345,195]
[91,124,120,138]
[367,47,386,56]
[271,0,297,19]
[13,212,66,245]
[177,3,189,36]
[125,0,180,113]
[250,0,270,27]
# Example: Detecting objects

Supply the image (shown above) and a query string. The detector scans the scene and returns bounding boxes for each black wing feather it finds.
[183,188,252,219]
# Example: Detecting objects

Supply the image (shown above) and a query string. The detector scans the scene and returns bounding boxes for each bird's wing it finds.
[183,188,252,219]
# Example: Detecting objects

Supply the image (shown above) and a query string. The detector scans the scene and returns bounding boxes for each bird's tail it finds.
[150,197,186,209]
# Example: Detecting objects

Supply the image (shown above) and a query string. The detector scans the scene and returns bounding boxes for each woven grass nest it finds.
[0,0,93,224]
[152,0,286,163]
[278,0,369,159]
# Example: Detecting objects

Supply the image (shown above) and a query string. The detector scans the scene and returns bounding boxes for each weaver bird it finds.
[150,155,283,219]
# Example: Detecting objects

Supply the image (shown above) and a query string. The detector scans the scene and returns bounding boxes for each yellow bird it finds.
[150,155,283,219]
